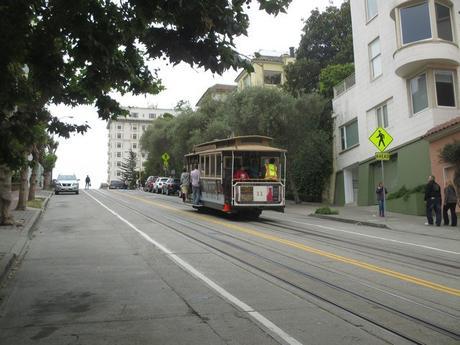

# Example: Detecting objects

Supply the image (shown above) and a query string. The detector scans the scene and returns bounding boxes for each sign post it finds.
[161,152,170,176]
[369,127,394,218]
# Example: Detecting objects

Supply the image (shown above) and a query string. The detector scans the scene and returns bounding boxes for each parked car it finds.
[99,183,109,189]
[55,174,79,195]
[162,178,181,195]
[153,177,169,193]
[144,176,158,192]
[109,180,127,189]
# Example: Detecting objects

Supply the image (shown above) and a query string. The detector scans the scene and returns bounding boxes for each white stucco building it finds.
[107,107,177,182]
[332,0,459,207]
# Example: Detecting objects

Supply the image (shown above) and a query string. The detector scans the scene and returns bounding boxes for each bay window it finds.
[400,2,431,45]
[409,74,428,114]
[340,119,359,151]
[435,71,456,107]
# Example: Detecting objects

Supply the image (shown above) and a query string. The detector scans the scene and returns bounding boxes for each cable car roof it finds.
[185,136,286,156]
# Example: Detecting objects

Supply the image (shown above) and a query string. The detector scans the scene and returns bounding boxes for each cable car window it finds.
[210,155,216,177]
[200,156,205,176]
[216,155,222,177]
[205,155,210,176]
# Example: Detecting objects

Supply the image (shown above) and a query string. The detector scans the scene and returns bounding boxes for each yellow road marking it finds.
[113,191,460,297]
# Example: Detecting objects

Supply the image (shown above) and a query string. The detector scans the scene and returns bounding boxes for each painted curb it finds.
[309,213,390,229]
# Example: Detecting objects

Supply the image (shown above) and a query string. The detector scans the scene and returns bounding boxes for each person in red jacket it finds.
[233,165,249,180]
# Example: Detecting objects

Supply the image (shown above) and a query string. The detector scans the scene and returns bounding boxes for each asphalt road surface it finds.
[0,189,459,345]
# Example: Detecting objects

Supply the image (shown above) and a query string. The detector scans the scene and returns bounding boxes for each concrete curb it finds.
[309,213,390,229]
[0,192,51,284]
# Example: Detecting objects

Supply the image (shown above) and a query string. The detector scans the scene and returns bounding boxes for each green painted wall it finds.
[334,171,345,205]
[356,139,431,206]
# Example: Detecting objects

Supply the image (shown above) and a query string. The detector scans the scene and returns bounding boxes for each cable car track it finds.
[93,190,460,345]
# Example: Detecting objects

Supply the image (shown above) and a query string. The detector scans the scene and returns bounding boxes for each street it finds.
[0,189,459,345]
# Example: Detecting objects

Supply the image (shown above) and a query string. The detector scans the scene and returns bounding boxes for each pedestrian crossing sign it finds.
[369,127,393,152]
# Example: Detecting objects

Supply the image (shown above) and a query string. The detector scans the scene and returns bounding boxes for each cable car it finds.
[184,135,286,217]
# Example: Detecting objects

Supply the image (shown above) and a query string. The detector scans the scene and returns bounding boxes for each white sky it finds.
[52,0,344,188]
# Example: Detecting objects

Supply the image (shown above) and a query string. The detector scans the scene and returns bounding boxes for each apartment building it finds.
[234,49,295,90]
[332,0,459,208]
[107,106,176,182]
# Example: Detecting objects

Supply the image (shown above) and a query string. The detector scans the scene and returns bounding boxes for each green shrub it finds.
[387,185,425,201]
[315,207,339,215]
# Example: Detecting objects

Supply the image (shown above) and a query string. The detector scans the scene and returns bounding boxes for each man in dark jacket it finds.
[425,175,441,226]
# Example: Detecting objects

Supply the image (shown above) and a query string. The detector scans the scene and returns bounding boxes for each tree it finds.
[0,0,292,224]
[284,1,353,96]
[121,150,138,189]
[40,137,59,190]
[140,87,331,202]
[319,63,355,98]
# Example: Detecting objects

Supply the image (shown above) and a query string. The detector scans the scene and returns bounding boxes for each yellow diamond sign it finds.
[161,152,170,162]
[369,127,393,152]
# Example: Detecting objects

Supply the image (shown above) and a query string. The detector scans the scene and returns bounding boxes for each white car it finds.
[55,174,79,195]
[153,177,169,193]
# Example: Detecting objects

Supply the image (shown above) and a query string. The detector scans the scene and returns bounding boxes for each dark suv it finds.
[162,178,181,195]
[109,180,127,189]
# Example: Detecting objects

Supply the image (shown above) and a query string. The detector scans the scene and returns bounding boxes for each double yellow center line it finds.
[115,192,460,297]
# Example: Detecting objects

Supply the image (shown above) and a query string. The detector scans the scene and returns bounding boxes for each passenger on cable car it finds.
[263,158,278,180]
[233,164,250,180]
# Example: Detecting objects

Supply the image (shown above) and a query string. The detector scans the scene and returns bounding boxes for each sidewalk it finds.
[284,200,459,234]
[0,189,52,283]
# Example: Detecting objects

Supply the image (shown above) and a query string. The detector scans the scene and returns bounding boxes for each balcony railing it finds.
[333,73,355,98]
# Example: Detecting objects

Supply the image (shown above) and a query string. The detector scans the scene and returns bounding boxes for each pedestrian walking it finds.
[376,182,387,217]
[443,180,457,227]
[190,164,201,205]
[85,175,91,190]
[180,168,190,202]
[424,175,442,226]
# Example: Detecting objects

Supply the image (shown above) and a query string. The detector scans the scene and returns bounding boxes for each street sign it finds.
[161,152,170,162]
[369,127,393,152]
[375,152,390,161]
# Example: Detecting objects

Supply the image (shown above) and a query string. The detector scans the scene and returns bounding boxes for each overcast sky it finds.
[52,0,344,188]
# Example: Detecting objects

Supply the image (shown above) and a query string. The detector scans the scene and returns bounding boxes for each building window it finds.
[116,161,122,167]
[376,103,389,128]
[131,112,138,118]
[435,70,456,107]
[116,133,122,139]
[340,119,359,151]
[116,171,121,177]
[132,125,137,131]
[142,125,146,131]
[369,38,382,79]
[116,142,122,148]
[132,134,137,140]
[435,3,453,42]
[149,113,156,119]
[366,0,378,21]
[116,152,121,158]
[409,73,428,114]
[400,2,431,45]
[263,71,282,85]
[117,124,122,130]
[132,143,137,149]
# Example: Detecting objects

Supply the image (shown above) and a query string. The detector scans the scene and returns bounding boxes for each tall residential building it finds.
[332,0,459,208]
[107,106,177,182]
[234,49,295,91]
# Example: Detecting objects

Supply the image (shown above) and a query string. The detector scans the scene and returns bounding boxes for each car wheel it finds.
[76,191,79,195]
[55,191,59,195]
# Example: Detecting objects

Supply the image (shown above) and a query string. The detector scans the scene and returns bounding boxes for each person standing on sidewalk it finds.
[375,182,387,217]
[425,175,442,226]
[443,180,457,227]
[190,165,201,205]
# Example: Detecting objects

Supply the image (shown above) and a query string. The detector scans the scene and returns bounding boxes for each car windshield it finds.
[58,175,77,180]
[161,178,169,182]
